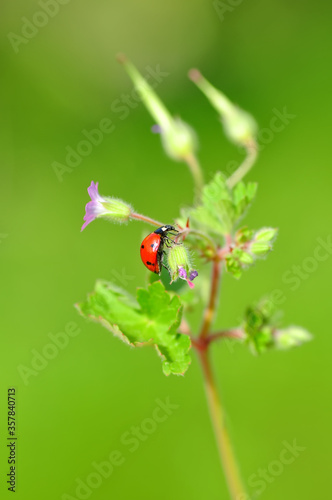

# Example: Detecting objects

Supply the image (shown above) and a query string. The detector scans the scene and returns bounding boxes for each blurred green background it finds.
[1,1,331,499]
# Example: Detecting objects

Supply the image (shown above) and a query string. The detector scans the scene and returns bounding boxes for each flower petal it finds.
[189,270,198,281]
[178,266,187,279]
[87,181,102,201]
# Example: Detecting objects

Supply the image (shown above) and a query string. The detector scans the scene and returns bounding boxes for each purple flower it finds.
[81,181,132,231]
[189,270,198,281]
[178,266,198,289]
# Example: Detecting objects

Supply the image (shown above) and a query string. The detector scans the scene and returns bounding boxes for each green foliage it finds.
[243,299,276,354]
[178,172,257,241]
[225,226,278,279]
[225,248,254,279]
[243,299,312,354]
[76,280,191,376]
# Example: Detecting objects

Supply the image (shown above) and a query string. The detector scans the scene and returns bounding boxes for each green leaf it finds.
[243,299,275,354]
[235,226,254,244]
[224,226,278,279]
[225,254,243,279]
[232,181,257,219]
[76,280,191,376]
[177,172,257,241]
[242,298,312,354]
[225,247,254,279]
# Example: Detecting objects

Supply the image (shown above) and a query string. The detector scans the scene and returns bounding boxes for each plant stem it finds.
[198,348,247,499]
[226,141,258,189]
[178,228,217,256]
[199,258,222,340]
[184,153,204,200]
[207,328,246,344]
[195,255,247,498]
[130,212,164,227]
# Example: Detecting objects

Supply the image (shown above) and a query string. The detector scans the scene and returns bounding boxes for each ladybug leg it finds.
[164,236,181,247]
[156,245,165,275]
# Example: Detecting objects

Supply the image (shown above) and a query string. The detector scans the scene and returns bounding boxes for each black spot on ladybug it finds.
[141,244,145,249]
[146,261,154,266]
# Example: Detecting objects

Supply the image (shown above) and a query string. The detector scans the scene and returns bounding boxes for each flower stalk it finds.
[130,212,164,228]
[198,348,247,499]
[226,140,258,188]
[118,54,203,198]
[199,258,222,340]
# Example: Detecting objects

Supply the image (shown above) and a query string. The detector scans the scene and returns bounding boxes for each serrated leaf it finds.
[76,280,191,376]
[233,181,257,219]
[242,298,312,354]
[225,247,254,279]
[225,254,242,279]
[177,172,257,242]
[235,226,254,244]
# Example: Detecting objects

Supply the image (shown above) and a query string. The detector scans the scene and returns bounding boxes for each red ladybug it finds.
[140,225,178,275]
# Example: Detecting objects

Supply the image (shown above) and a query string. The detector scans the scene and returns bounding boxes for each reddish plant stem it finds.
[199,258,222,341]
[130,212,164,227]
[206,329,246,345]
[192,246,247,498]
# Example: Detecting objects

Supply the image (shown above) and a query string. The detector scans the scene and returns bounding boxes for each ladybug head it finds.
[154,225,177,236]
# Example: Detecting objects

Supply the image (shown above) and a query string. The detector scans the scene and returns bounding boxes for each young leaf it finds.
[76,280,191,376]
[224,226,278,279]
[242,298,312,354]
[177,172,257,241]
[243,299,275,354]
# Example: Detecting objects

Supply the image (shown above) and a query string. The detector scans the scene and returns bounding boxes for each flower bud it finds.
[274,327,312,350]
[167,244,198,288]
[189,69,257,148]
[249,228,278,257]
[160,118,197,162]
[118,55,197,162]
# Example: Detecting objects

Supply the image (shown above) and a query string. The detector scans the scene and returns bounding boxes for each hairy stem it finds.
[130,212,164,227]
[184,153,204,199]
[226,141,258,189]
[198,348,247,499]
[195,254,246,498]
[199,258,222,340]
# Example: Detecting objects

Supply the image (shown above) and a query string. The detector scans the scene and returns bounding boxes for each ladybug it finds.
[140,225,178,275]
